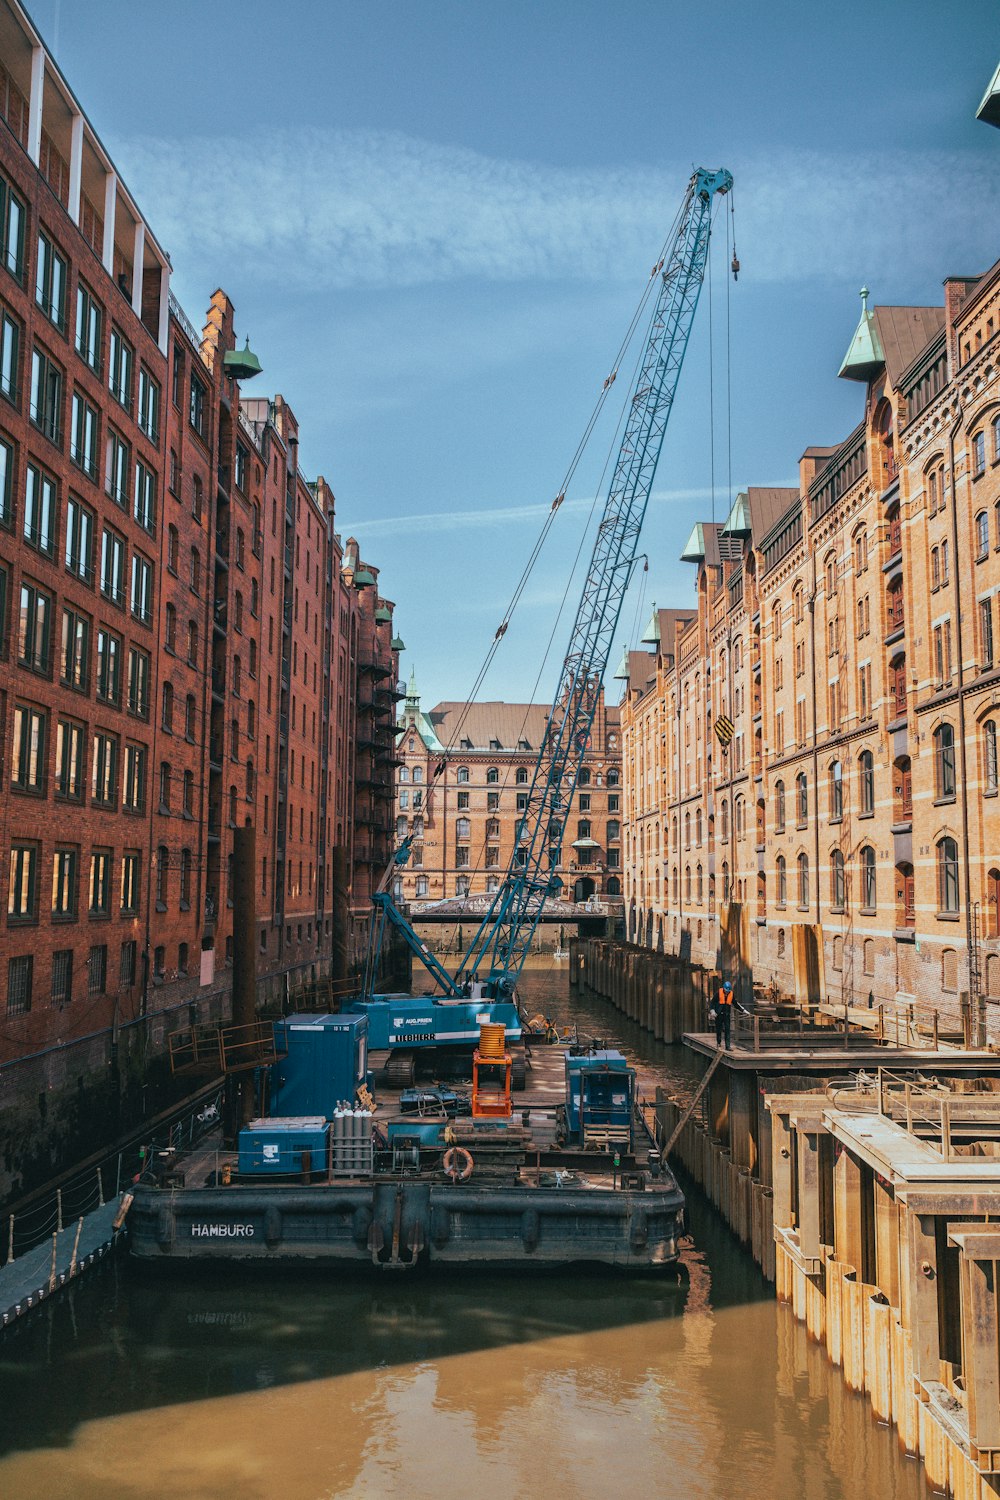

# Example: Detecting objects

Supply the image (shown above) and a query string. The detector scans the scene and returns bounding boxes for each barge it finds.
[129,1018,685,1272]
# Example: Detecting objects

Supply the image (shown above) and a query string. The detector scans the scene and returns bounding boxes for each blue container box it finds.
[238,1116,329,1175]
[269,1013,369,1119]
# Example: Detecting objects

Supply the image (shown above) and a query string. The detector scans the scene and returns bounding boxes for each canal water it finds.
[0,959,924,1500]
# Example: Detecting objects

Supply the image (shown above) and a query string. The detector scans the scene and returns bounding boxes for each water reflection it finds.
[0,958,923,1500]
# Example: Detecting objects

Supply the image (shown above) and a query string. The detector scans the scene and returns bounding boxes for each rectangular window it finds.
[172,343,182,406]
[130,552,152,625]
[29,347,62,444]
[608,793,620,813]
[12,703,45,791]
[75,282,103,373]
[96,628,122,705]
[105,429,129,507]
[51,949,72,1005]
[8,842,38,921]
[120,851,140,914]
[190,374,206,436]
[235,442,248,492]
[119,939,137,988]
[137,367,159,442]
[127,646,149,718]
[7,955,32,1015]
[0,433,11,526]
[18,582,52,673]
[981,598,995,670]
[123,742,146,813]
[91,731,119,807]
[934,621,954,688]
[858,663,871,719]
[35,231,67,328]
[64,495,95,583]
[23,463,56,554]
[70,390,98,478]
[89,849,112,916]
[517,792,528,811]
[108,327,133,411]
[87,944,107,994]
[457,790,469,810]
[51,847,78,918]
[134,459,156,532]
[101,527,126,606]
[455,847,470,868]
[0,311,18,408]
[487,791,499,810]
[55,719,85,800]
[485,846,499,867]
[0,176,25,280]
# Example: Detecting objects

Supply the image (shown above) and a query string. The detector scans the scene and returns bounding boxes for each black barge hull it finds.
[129,1178,685,1271]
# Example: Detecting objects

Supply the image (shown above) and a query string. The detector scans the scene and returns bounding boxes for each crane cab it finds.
[563,1050,634,1152]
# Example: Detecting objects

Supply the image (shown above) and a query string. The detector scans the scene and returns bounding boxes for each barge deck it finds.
[128,1046,684,1272]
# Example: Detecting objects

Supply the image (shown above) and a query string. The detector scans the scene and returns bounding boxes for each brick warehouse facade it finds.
[621,263,1000,1034]
[395,676,622,916]
[0,0,399,1199]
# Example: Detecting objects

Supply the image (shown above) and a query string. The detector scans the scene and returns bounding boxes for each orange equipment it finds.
[471,1023,513,1118]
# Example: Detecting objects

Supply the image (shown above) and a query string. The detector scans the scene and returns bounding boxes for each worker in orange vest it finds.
[710,979,734,1050]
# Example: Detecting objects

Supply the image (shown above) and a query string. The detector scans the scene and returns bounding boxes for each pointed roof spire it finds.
[406,666,418,702]
[641,603,660,645]
[838,285,885,382]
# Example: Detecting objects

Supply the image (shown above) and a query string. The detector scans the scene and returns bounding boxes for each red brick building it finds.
[0,0,399,1199]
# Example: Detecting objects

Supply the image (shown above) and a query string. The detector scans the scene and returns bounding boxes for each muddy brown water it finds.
[0,958,925,1499]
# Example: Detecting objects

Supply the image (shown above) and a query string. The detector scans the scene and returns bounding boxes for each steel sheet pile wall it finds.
[570,938,710,1042]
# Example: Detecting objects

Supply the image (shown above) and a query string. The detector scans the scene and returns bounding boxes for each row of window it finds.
[6,837,206,926]
[5,937,195,1015]
[10,711,148,809]
[0,423,157,554]
[4,569,153,689]
[1,172,161,436]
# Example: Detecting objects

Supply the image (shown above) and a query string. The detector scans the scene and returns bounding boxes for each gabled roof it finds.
[872,306,945,386]
[642,606,696,649]
[427,698,619,752]
[838,287,944,386]
[746,486,799,539]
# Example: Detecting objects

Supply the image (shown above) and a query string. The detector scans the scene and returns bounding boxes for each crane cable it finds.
[433,188,693,772]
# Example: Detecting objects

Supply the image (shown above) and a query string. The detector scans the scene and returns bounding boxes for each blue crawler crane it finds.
[351,168,734,1089]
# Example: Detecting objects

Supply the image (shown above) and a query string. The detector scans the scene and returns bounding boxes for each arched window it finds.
[934,723,956,799]
[684,810,691,847]
[578,768,591,786]
[831,849,845,910]
[772,601,782,641]
[777,928,786,958]
[515,767,528,785]
[161,681,173,731]
[797,852,810,908]
[165,603,176,652]
[859,750,875,815]
[829,760,843,820]
[185,694,196,740]
[486,767,498,784]
[854,529,868,574]
[457,766,470,784]
[695,808,702,845]
[720,800,729,841]
[825,553,837,594]
[684,864,692,902]
[861,845,876,910]
[721,861,730,901]
[187,620,198,666]
[696,863,703,902]
[793,584,804,624]
[796,771,808,823]
[180,848,192,907]
[937,836,959,914]
[776,855,786,906]
[156,845,169,906]
[456,817,470,840]
[984,719,998,794]
[774,779,785,833]
[976,510,990,560]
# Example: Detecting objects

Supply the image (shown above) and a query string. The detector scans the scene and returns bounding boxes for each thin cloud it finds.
[342,483,779,539]
[113,128,999,296]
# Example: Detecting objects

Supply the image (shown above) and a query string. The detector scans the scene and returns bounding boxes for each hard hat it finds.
[723,981,732,992]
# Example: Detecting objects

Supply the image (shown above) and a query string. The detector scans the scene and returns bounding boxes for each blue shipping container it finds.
[269,1013,369,1119]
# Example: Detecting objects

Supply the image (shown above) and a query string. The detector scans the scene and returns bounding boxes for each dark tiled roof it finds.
[746,486,799,539]
[872,306,946,386]
[626,650,656,694]
[428,699,619,752]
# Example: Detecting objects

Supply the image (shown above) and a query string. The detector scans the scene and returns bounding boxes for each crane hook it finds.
[731,246,740,282]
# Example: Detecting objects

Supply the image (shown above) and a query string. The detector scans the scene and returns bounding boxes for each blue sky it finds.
[33,0,1000,708]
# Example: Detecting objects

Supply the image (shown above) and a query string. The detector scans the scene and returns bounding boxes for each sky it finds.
[31,0,1000,710]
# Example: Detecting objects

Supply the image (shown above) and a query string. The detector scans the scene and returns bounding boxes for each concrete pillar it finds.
[102,172,117,275]
[68,112,83,224]
[771,1112,793,1229]
[797,1130,821,1260]
[907,1211,940,1385]
[131,219,145,319]
[27,45,44,166]
[834,1147,863,1270]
